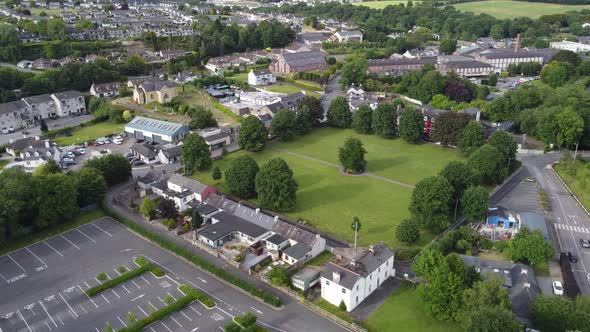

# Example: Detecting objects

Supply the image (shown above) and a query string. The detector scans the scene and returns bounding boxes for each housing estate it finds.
[329,30,363,43]
[124,116,189,143]
[5,136,62,171]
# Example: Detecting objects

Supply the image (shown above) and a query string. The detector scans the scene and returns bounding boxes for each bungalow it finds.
[157,144,182,164]
[198,211,272,248]
[197,127,231,151]
[292,267,321,292]
[321,242,395,312]
[248,69,276,86]
[273,220,326,266]
[329,30,363,43]
[159,48,186,59]
[282,242,312,265]
[90,82,121,98]
[263,233,290,251]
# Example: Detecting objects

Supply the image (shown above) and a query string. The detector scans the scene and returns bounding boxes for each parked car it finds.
[580,239,590,249]
[1,128,9,134]
[78,149,86,155]
[552,281,564,296]
[132,160,146,166]
[567,252,578,263]
[62,157,74,163]
[112,139,123,145]
[22,130,29,135]
[124,152,134,158]
[72,150,81,156]
[66,151,76,158]
[14,157,22,162]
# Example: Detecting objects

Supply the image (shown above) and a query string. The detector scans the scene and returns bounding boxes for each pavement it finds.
[0,115,94,146]
[321,73,341,115]
[0,216,346,332]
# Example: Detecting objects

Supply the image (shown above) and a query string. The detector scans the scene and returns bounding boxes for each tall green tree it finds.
[75,167,107,207]
[395,218,420,245]
[33,159,62,176]
[352,105,373,134]
[431,112,472,146]
[238,116,268,152]
[541,61,574,88]
[271,109,298,141]
[461,186,489,223]
[556,109,584,147]
[531,296,590,332]
[488,130,517,168]
[410,176,453,233]
[225,155,259,198]
[467,144,507,185]
[188,106,218,129]
[339,57,368,88]
[295,104,313,134]
[140,197,157,220]
[506,228,553,266]
[458,121,485,155]
[0,168,37,241]
[398,108,423,143]
[440,161,475,199]
[0,23,21,62]
[439,39,457,54]
[47,18,66,40]
[255,158,298,211]
[327,97,352,128]
[297,96,324,126]
[372,102,398,138]
[338,137,367,173]
[464,307,522,332]
[84,154,131,186]
[181,134,212,174]
[34,174,78,229]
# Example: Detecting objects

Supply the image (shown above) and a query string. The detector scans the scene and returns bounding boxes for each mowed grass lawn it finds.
[366,284,461,332]
[555,161,590,211]
[353,0,413,9]
[192,128,464,247]
[54,122,124,146]
[453,0,590,19]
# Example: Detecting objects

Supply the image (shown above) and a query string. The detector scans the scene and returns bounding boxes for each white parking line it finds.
[137,305,148,317]
[122,285,131,294]
[44,320,52,330]
[101,294,110,304]
[59,292,78,318]
[39,301,57,327]
[148,301,158,311]
[117,316,127,327]
[43,242,63,257]
[167,292,177,301]
[16,310,32,332]
[26,248,46,266]
[160,321,173,332]
[78,304,88,315]
[141,275,150,285]
[0,271,7,282]
[180,310,192,322]
[92,223,112,237]
[190,306,202,316]
[60,235,80,250]
[132,280,141,289]
[77,229,96,243]
[171,316,183,328]
[150,327,156,332]
[84,281,91,289]
[78,285,99,308]
[111,289,120,299]
[158,296,167,306]
[7,254,26,272]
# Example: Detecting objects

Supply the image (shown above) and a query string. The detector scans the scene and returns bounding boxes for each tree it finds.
[395,218,420,245]
[47,18,66,40]
[464,307,522,332]
[122,55,149,75]
[439,39,457,55]
[461,186,488,223]
[410,176,453,233]
[267,266,290,286]
[431,112,472,146]
[506,227,553,266]
[459,121,485,155]
[211,166,222,181]
[327,96,352,128]
[238,116,267,152]
[33,159,61,176]
[0,23,21,62]
[84,154,131,186]
[340,57,368,88]
[271,109,297,141]
[398,108,423,143]
[372,102,398,138]
[225,155,259,198]
[34,174,78,229]
[461,278,511,319]
[297,96,324,126]
[468,144,507,185]
[352,105,373,134]
[40,118,48,132]
[189,106,217,129]
[122,110,134,122]
[556,109,584,147]
[488,130,517,168]
[531,296,590,332]
[75,167,107,207]
[191,210,203,229]
[295,104,313,134]
[487,73,497,87]
[255,158,298,211]
[157,198,178,220]
[181,134,212,174]
[440,161,475,199]
[140,197,157,220]
[74,19,94,30]
[541,61,574,88]
[552,50,581,66]
[338,137,366,173]
[339,300,347,311]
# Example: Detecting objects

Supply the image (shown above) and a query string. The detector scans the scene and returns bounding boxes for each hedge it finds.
[117,292,194,332]
[179,284,215,308]
[105,209,282,307]
[86,257,165,297]
[293,80,323,92]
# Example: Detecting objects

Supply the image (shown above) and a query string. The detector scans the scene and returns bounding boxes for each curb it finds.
[551,164,590,217]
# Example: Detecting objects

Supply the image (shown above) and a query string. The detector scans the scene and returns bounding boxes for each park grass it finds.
[365,283,461,332]
[230,72,250,82]
[262,83,321,99]
[54,121,124,146]
[452,0,590,19]
[192,128,463,247]
[0,159,8,169]
[0,209,106,256]
[554,160,590,211]
[353,0,412,9]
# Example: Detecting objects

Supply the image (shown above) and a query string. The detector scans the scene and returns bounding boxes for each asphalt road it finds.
[521,152,590,294]
[0,217,345,332]
[321,73,341,117]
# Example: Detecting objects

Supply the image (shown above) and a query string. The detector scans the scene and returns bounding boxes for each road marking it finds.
[137,305,148,317]
[84,281,91,289]
[77,229,96,243]
[171,316,183,327]
[132,280,141,289]
[150,327,156,332]
[191,328,199,332]
[555,223,590,234]
[158,296,167,306]
[92,223,112,237]
[190,306,202,316]
[16,310,32,332]
[250,307,263,315]
[78,304,88,314]
[96,328,100,332]
[59,292,78,318]
[111,289,120,299]
[122,285,131,294]
[131,294,145,302]
[117,316,127,327]
[120,248,132,253]
[0,271,7,282]
[141,276,150,285]
[39,301,57,327]
[197,277,207,283]
[60,235,80,250]
[101,294,110,304]
[161,321,173,332]
[43,241,63,257]
[258,321,288,332]
[7,254,25,272]
[44,320,52,330]
[26,247,46,266]
[218,327,224,331]
[180,311,192,321]
[167,292,177,301]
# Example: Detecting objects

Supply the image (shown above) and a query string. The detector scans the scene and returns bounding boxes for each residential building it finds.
[472,47,558,72]
[273,220,326,265]
[130,142,160,164]
[22,94,56,119]
[125,116,189,143]
[150,174,216,211]
[270,50,328,74]
[51,91,86,116]
[248,69,276,86]
[157,144,182,164]
[132,80,178,104]
[420,105,447,135]
[159,48,186,59]
[437,60,494,77]
[292,267,321,291]
[90,82,121,98]
[321,242,395,312]
[197,127,231,151]
[198,211,272,248]
[329,30,363,43]
[0,100,30,131]
[550,40,590,53]
[174,71,199,84]
[299,32,325,47]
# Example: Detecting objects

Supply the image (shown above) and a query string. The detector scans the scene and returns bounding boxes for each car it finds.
[1,128,9,134]
[114,135,123,140]
[124,152,134,158]
[66,151,76,158]
[72,150,81,156]
[580,239,590,249]
[567,252,578,263]
[62,157,74,163]
[14,157,22,162]
[22,130,29,135]
[552,281,564,296]
[132,160,146,166]
[78,149,86,155]
[112,139,123,145]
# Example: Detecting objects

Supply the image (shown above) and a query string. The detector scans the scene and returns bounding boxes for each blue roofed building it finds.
[125,116,189,143]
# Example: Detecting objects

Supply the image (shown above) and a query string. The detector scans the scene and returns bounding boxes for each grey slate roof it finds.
[263,101,285,114]
[280,50,326,67]
[0,100,27,115]
[280,92,305,109]
[22,94,53,105]
[168,174,208,194]
[252,69,271,76]
[52,90,84,100]
[138,80,177,92]
[205,193,277,231]
[126,116,189,137]
[161,145,181,158]
[273,220,320,247]
[195,203,218,216]
[208,211,269,239]
[322,262,360,290]
[265,233,288,246]
[283,242,310,260]
[6,137,49,151]
[520,212,549,239]
[131,142,158,158]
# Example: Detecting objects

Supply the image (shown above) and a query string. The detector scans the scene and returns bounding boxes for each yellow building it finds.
[133,80,178,104]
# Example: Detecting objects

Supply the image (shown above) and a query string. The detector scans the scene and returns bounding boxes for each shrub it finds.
[118,265,127,273]
[126,312,137,323]
[97,272,107,281]
[179,284,215,308]
[339,300,347,311]
[164,295,175,306]
[234,253,244,263]
[135,256,148,267]
[161,218,177,230]
[118,294,195,332]
[151,266,165,277]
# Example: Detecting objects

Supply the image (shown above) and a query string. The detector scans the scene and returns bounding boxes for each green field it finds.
[353,0,412,9]
[0,160,8,169]
[192,128,464,247]
[366,284,461,332]
[453,0,590,19]
[555,160,590,211]
[54,121,124,146]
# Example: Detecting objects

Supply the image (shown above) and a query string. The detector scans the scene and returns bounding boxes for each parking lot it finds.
[0,218,245,332]
[61,137,134,172]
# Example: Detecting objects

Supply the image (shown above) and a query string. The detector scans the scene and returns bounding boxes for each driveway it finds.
[321,73,342,116]
[0,115,94,146]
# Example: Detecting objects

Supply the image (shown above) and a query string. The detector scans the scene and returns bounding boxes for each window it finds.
[342,288,346,294]
[356,285,359,291]
[356,296,358,304]
[386,261,388,266]
[378,267,381,272]
[325,280,330,286]
[369,274,372,280]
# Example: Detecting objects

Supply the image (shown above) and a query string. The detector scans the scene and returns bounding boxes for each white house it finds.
[198,211,272,248]
[329,30,363,43]
[150,174,216,211]
[321,242,394,312]
[273,220,326,266]
[90,82,121,98]
[248,69,276,86]
[549,40,590,53]
[51,91,86,117]
[22,94,56,119]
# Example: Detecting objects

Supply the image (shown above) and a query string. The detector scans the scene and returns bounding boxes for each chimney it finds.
[332,271,341,283]
[524,282,531,289]
[44,140,50,148]
[34,135,40,141]
[255,208,260,214]
[350,259,356,267]
[274,216,279,222]
[514,33,521,52]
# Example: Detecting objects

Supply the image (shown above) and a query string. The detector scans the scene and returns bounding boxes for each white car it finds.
[78,149,86,155]
[113,139,123,145]
[66,151,75,158]
[553,281,564,296]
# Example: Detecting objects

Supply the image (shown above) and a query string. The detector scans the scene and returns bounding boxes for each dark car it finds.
[132,160,146,167]
[580,239,590,249]
[568,252,578,263]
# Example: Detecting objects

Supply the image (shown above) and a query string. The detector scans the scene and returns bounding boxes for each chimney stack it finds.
[255,208,260,214]
[333,271,341,283]
[44,140,50,148]
[514,34,521,52]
